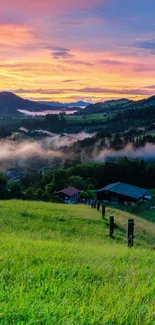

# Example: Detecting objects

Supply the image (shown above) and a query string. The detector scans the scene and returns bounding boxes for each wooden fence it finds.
[88,200,134,247]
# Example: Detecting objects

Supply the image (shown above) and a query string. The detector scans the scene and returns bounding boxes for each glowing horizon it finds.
[1,0,155,103]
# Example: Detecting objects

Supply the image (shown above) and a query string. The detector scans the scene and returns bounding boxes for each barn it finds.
[97,182,151,204]
[54,187,80,204]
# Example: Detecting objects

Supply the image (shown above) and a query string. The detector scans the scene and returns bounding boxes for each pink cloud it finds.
[1,0,102,15]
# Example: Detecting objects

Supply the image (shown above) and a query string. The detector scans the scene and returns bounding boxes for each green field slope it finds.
[0,200,155,325]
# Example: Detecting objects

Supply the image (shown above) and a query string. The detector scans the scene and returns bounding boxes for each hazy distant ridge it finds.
[39,100,90,108]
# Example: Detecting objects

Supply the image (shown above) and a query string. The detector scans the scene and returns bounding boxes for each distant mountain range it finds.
[39,101,90,108]
[0,91,155,117]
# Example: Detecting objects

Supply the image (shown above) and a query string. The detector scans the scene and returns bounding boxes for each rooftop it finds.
[56,187,80,197]
[97,182,148,200]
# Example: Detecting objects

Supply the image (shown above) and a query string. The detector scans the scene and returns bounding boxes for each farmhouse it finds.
[55,187,80,204]
[97,182,151,204]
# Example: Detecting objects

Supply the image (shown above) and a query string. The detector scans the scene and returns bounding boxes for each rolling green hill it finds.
[77,96,155,116]
[0,200,155,324]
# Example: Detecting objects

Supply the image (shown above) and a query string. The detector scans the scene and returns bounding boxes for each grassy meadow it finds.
[67,113,113,124]
[0,200,155,324]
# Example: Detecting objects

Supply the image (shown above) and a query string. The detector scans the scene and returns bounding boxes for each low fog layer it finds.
[0,132,95,170]
[0,140,62,160]
[1,132,155,170]
[36,131,96,149]
[93,143,155,162]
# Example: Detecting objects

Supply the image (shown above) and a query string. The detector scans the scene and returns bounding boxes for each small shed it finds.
[97,182,150,204]
[54,187,80,204]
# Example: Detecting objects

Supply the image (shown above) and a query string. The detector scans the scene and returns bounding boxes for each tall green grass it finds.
[0,200,155,324]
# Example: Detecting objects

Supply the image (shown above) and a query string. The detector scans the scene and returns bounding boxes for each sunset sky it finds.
[1,0,155,102]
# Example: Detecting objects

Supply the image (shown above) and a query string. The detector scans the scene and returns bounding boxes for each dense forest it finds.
[1,158,155,202]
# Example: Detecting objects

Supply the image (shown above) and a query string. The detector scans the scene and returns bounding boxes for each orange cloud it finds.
[0,24,36,46]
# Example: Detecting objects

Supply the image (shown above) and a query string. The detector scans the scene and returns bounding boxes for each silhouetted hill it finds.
[0,92,55,116]
[134,96,155,108]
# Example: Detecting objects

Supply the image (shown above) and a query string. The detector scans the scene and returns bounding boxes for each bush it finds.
[69,175,86,190]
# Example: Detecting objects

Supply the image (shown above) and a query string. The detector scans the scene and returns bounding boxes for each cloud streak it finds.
[12,87,153,97]
[47,46,73,59]
[132,40,155,52]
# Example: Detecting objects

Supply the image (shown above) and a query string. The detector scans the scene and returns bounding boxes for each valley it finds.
[1,92,155,180]
[1,1,155,324]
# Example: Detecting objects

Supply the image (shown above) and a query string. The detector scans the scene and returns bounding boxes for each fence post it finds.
[102,204,105,219]
[91,200,93,208]
[110,216,114,237]
[97,202,100,211]
[94,201,97,209]
[128,219,134,247]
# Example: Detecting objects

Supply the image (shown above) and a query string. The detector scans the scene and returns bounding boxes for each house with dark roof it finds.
[97,182,151,204]
[54,187,80,204]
